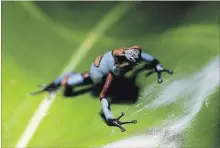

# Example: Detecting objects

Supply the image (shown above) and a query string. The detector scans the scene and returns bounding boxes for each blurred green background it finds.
[2,1,219,148]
